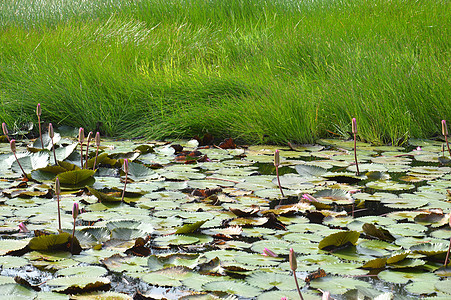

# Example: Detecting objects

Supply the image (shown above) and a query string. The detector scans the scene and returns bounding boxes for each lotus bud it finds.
[274,149,280,167]
[302,194,318,202]
[352,118,357,134]
[281,298,288,300]
[262,247,278,257]
[78,127,84,144]
[95,132,100,147]
[55,177,60,195]
[10,139,16,153]
[322,291,331,300]
[442,120,448,136]
[18,222,29,233]
[36,103,41,117]
[2,122,8,136]
[123,159,129,173]
[289,248,297,271]
[48,123,54,138]
[72,202,79,219]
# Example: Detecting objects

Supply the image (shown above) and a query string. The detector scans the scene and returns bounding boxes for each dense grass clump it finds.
[0,0,449,144]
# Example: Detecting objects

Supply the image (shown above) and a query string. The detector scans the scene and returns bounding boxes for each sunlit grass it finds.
[0,0,449,144]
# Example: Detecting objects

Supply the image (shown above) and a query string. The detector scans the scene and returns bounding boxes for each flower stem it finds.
[353,133,360,175]
[445,237,451,266]
[292,272,304,300]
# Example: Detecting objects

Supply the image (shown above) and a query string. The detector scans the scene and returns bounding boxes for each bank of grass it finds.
[0,0,449,144]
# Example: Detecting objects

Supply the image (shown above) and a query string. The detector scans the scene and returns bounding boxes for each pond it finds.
[0,132,450,299]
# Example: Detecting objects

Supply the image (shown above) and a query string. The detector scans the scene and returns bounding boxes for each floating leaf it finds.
[87,187,122,202]
[318,231,360,250]
[174,220,208,234]
[57,169,95,186]
[362,223,395,242]
[28,233,82,255]
[202,280,262,298]
[295,164,327,177]
[46,276,111,294]
[246,272,297,290]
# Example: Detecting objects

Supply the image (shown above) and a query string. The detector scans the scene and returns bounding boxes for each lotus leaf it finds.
[246,271,297,290]
[378,270,439,284]
[202,280,262,298]
[318,230,359,250]
[0,283,37,298]
[46,276,111,293]
[56,265,108,277]
[308,276,371,294]
[57,169,95,185]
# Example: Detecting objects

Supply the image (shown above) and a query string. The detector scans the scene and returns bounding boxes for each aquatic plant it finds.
[18,222,29,233]
[262,247,277,257]
[36,103,43,149]
[445,213,451,266]
[55,177,61,231]
[441,120,451,158]
[84,131,92,168]
[289,248,304,300]
[10,139,27,178]
[352,118,360,175]
[121,159,129,202]
[93,132,101,170]
[274,150,285,200]
[71,202,79,253]
[48,123,57,165]
[2,122,10,142]
[79,127,84,168]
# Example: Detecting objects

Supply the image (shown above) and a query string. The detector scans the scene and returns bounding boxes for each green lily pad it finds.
[57,169,95,185]
[12,151,49,174]
[202,280,262,298]
[28,232,82,254]
[0,283,37,299]
[126,161,158,181]
[246,272,297,290]
[410,243,449,256]
[318,230,360,250]
[366,180,415,191]
[309,277,371,294]
[46,276,111,293]
[87,187,122,202]
[378,270,439,284]
[435,279,451,294]
[56,266,108,277]
[153,235,200,247]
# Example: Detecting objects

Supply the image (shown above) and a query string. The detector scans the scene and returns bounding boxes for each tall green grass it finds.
[0,0,449,144]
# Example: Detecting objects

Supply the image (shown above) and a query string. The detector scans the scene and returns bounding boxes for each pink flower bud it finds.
[274,149,280,167]
[55,177,60,195]
[36,103,41,116]
[72,202,79,219]
[10,139,16,153]
[442,120,448,136]
[415,146,422,151]
[262,247,278,257]
[123,159,129,173]
[302,194,318,202]
[95,132,101,147]
[48,123,54,138]
[79,128,84,144]
[2,122,8,136]
[352,118,357,134]
[281,298,288,300]
[18,222,29,233]
[289,248,297,271]
[322,291,331,300]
